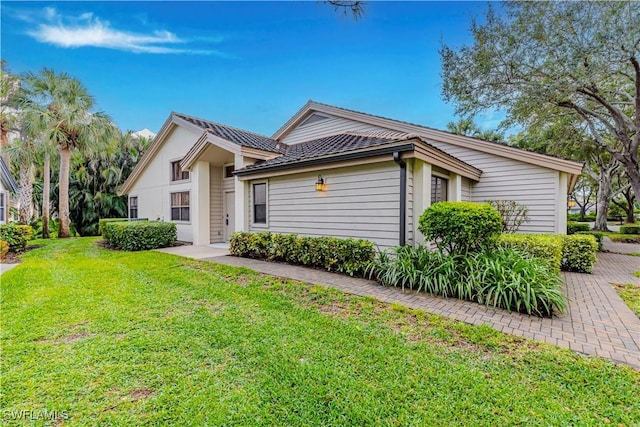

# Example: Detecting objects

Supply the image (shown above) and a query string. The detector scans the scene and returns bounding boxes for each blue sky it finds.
[1,1,498,135]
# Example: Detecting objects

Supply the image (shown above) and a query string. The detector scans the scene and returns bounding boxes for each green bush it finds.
[576,231,604,251]
[367,245,565,317]
[103,221,176,251]
[230,232,375,276]
[567,221,590,235]
[620,225,640,235]
[498,234,563,273]
[0,223,32,252]
[99,218,129,235]
[561,235,598,273]
[567,213,595,222]
[418,202,502,254]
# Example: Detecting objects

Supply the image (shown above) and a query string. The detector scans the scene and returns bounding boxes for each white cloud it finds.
[24,7,222,55]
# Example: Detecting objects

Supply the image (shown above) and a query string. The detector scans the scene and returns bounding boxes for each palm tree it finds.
[1,61,20,168]
[17,69,115,237]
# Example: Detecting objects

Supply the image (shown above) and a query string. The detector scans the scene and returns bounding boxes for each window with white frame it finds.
[171,160,190,182]
[171,191,190,221]
[253,183,267,224]
[431,176,448,203]
[129,196,138,219]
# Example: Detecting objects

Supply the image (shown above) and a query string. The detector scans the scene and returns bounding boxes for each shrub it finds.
[620,225,640,235]
[418,202,502,254]
[103,221,176,251]
[230,232,375,276]
[567,213,596,222]
[99,218,129,235]
[561,235,598,273]
[367,245,566,316]
[576,231,604,251]
[0,240,8,260]
[567,221,590,235]
[486,200,530,233]
[0,223,31,252]
[498,234,563,274]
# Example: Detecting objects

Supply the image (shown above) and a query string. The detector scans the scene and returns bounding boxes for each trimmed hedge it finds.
[561,235,598,273]
[102,221,176,251]
[567,221,590,235]
[418,202,502,254]
[576,231,604,251]
[620,225,640,235]
[498,233,598,274]
[99,218,129,235]
[230,232,375,276]
[498,234,563,273]
[0,223,33,253]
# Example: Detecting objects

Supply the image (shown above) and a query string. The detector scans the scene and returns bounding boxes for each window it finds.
[253,183,267,224]
[129,196,138,219]
[171,192,190,221]
[0,193,5,222]
[224,165,235,178]
[171,161,189,182]
[431,176,448,203]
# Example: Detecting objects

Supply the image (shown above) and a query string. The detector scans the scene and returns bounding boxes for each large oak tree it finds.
[440,1,640,200]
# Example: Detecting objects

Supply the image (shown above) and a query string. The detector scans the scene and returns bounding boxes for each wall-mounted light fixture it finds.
[315,175,327,191]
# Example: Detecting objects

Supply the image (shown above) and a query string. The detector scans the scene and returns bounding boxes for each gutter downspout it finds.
[393,151,406,246]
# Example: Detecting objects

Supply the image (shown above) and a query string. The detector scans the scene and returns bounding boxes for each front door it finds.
[225,191,235,241]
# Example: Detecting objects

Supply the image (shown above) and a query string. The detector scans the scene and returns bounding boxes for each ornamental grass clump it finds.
[369,202,567,316]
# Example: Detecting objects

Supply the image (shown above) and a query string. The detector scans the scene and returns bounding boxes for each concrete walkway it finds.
[603,236,640,255]
[199,252,640,370]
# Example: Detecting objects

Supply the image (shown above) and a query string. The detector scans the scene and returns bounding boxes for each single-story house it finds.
[0,157,18,225]
[119,101,584,248]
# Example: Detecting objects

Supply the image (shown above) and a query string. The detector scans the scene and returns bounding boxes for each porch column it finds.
[556,172,568,234]
[191,160,210,245]
[413,160,432,245]
[448,173,462,202]
[234,155,251,232]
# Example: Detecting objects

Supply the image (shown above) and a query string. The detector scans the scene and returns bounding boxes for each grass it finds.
[613,284,640,318]
[2,238,640,426]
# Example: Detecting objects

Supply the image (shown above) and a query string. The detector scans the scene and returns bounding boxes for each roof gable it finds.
[273,100,584,176]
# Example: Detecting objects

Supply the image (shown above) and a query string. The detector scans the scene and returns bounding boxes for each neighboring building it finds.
[132,128,157,140]
[119,101,584,248]
[0,157,18,225]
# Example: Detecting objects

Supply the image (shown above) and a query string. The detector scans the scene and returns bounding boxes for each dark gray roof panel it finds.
[238,133,398,172]
[174,112,285,154]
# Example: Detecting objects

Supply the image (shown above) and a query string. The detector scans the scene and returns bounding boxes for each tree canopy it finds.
[440,1,640,199]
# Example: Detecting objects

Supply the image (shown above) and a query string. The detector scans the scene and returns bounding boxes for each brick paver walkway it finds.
[204,253,640,369]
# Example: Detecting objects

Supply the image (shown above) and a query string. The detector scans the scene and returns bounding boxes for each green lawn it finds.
[2,238,639,426]
[613,283,640,318]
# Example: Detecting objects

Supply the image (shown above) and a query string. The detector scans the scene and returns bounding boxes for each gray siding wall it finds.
[406,159,414,246]
[281,115,387,145]
[209,165,223,243]
[248,161,403,249]
[461,177,472,201]
[425,141,558,233]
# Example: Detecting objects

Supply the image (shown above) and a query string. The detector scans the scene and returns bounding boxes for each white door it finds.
[225,191,235,241]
